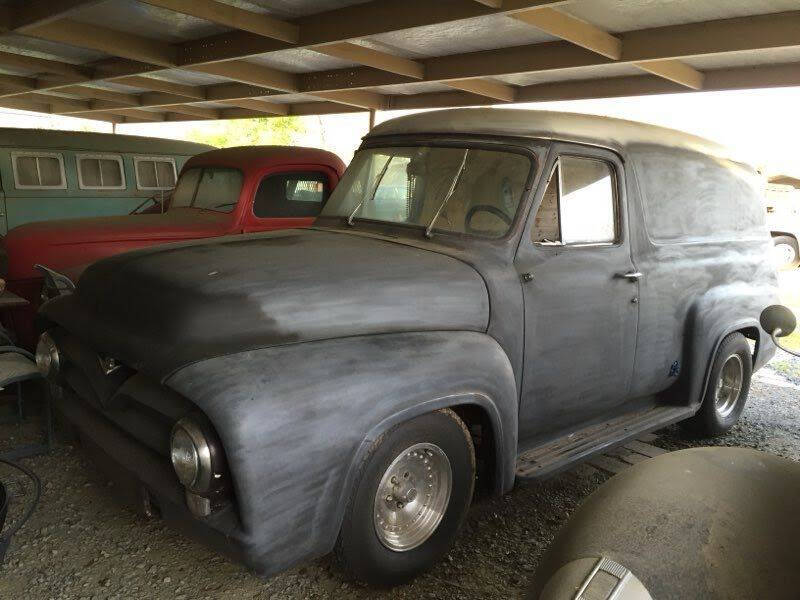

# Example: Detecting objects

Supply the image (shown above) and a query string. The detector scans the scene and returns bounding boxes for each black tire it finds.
[683,332,752,437]
[773,235,800,270]
[335,408,475,586]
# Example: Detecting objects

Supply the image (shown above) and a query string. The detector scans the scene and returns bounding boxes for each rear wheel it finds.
[683,332,752,437]
[335,409,475,586]
[773,235,799,270]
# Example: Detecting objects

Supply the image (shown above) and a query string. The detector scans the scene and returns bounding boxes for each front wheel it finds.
[683,332,752,437]
[335,409,475,586]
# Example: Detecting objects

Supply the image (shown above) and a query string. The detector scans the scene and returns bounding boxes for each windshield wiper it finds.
[347,154,394,226]
[425,149,469,238]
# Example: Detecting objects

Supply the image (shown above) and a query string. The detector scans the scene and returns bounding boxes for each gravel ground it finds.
[0,353,797,600]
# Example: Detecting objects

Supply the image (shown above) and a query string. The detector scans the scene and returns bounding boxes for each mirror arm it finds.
[771,330,800,358]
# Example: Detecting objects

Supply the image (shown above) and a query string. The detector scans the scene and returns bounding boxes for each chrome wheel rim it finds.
[373,442,452,552]
[715,354,743,418]
[774,243,797,267]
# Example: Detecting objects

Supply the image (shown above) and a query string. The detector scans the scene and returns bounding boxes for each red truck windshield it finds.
[171,167,243,213]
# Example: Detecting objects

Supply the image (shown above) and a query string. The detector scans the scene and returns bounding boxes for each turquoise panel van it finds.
[0,128,213,234]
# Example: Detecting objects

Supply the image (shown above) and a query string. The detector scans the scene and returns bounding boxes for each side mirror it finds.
[760,305,797,337]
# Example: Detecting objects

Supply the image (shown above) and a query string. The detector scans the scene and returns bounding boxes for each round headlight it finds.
[170,418,212,491]
[35,331,60,379]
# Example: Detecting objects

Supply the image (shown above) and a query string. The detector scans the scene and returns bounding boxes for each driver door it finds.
[514,144,639,447]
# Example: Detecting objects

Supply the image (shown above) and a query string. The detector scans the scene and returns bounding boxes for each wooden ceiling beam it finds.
[222,98,290,116]
[22,19,177,67]
[511,6,704,89]
[57,85,142,105]
[5,1,104,33]
[312,90,387,110]
[0,50,89,79]
[512,7,622,59]
[138,0,299,44]
[111,75,206,100]
[314,43,425,79]
[186,60,298,92]
[0,73,37,91]
[635,59,704,90]
[443,78,517,102]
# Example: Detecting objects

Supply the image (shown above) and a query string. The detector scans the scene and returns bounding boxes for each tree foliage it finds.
[186,116,306,148]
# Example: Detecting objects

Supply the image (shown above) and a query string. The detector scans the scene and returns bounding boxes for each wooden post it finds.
[368,109,376,130]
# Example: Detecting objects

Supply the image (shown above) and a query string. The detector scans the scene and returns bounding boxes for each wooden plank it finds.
[57,85,141,106]
[586,455,630,475]
[0,51,88,79]
[312,89,386,110]
[23,19,177,67]
[9,0,104,32]
[0,73,36,91]
[222,98,289,115]
[512,7,622,60]
[315,42,425,79]
[635,59,704,90]
[139,0,299,44]
[623,440,667,458]
[187,60,299,93]
[443,78,516,102]
[614,451,650,466]
[112,76,206,100]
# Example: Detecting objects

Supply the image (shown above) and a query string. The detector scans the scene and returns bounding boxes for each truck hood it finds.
[41,228,489,380]
[4,209,232,280]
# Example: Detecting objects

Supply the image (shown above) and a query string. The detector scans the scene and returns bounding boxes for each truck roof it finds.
[368,108,745,166]
[0,127,213,155]
[185,145,346,173]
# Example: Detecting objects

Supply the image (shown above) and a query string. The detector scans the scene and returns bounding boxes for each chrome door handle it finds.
[616,271,643,281]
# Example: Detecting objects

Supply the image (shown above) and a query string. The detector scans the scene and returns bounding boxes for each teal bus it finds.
[0,128,213,234]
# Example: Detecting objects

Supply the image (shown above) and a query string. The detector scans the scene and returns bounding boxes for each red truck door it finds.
[242,165,339,233]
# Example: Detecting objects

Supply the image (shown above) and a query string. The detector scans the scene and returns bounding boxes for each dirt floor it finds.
[1,276,798,599]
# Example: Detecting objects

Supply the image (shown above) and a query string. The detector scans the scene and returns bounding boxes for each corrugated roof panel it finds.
[563,0,800,33]
[365,14,558,58]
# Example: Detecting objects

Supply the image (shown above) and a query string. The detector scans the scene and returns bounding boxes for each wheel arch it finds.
[695,319,761,409]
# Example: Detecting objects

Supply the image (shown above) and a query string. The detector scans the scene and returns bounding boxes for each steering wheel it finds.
[465,204,512,234]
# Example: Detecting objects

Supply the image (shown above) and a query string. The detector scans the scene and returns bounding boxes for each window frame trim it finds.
[11,151,67,190]
[75,153,126,190]
[133,156,177,191]
[532,154,622,249]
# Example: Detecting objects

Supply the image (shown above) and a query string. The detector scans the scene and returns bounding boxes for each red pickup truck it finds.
[0,145,345,347]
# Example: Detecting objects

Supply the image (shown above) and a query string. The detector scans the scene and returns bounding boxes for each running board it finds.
[516,406,694,479]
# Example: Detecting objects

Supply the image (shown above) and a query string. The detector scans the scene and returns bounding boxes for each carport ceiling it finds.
[0,0,798,123]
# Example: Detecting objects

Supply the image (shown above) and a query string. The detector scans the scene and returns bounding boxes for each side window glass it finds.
[135,157,177,190]
[77,155,125,189]
[12,153,66,189]
[253,171,329,218]
[532,156,618,245]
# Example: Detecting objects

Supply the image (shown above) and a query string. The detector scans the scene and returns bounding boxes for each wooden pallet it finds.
[585,436,667,475]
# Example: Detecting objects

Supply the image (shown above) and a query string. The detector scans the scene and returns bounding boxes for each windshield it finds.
[170,167,243,213]
[321,146,532,238]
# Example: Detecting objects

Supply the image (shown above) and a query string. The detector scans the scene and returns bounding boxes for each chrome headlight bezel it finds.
[35,331,60,379]
[170,418,213,492]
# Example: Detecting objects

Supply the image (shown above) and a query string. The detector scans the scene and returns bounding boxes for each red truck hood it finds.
[4,209,232,281]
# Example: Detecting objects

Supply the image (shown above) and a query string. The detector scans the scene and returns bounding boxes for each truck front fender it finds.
[166,330,518,576]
